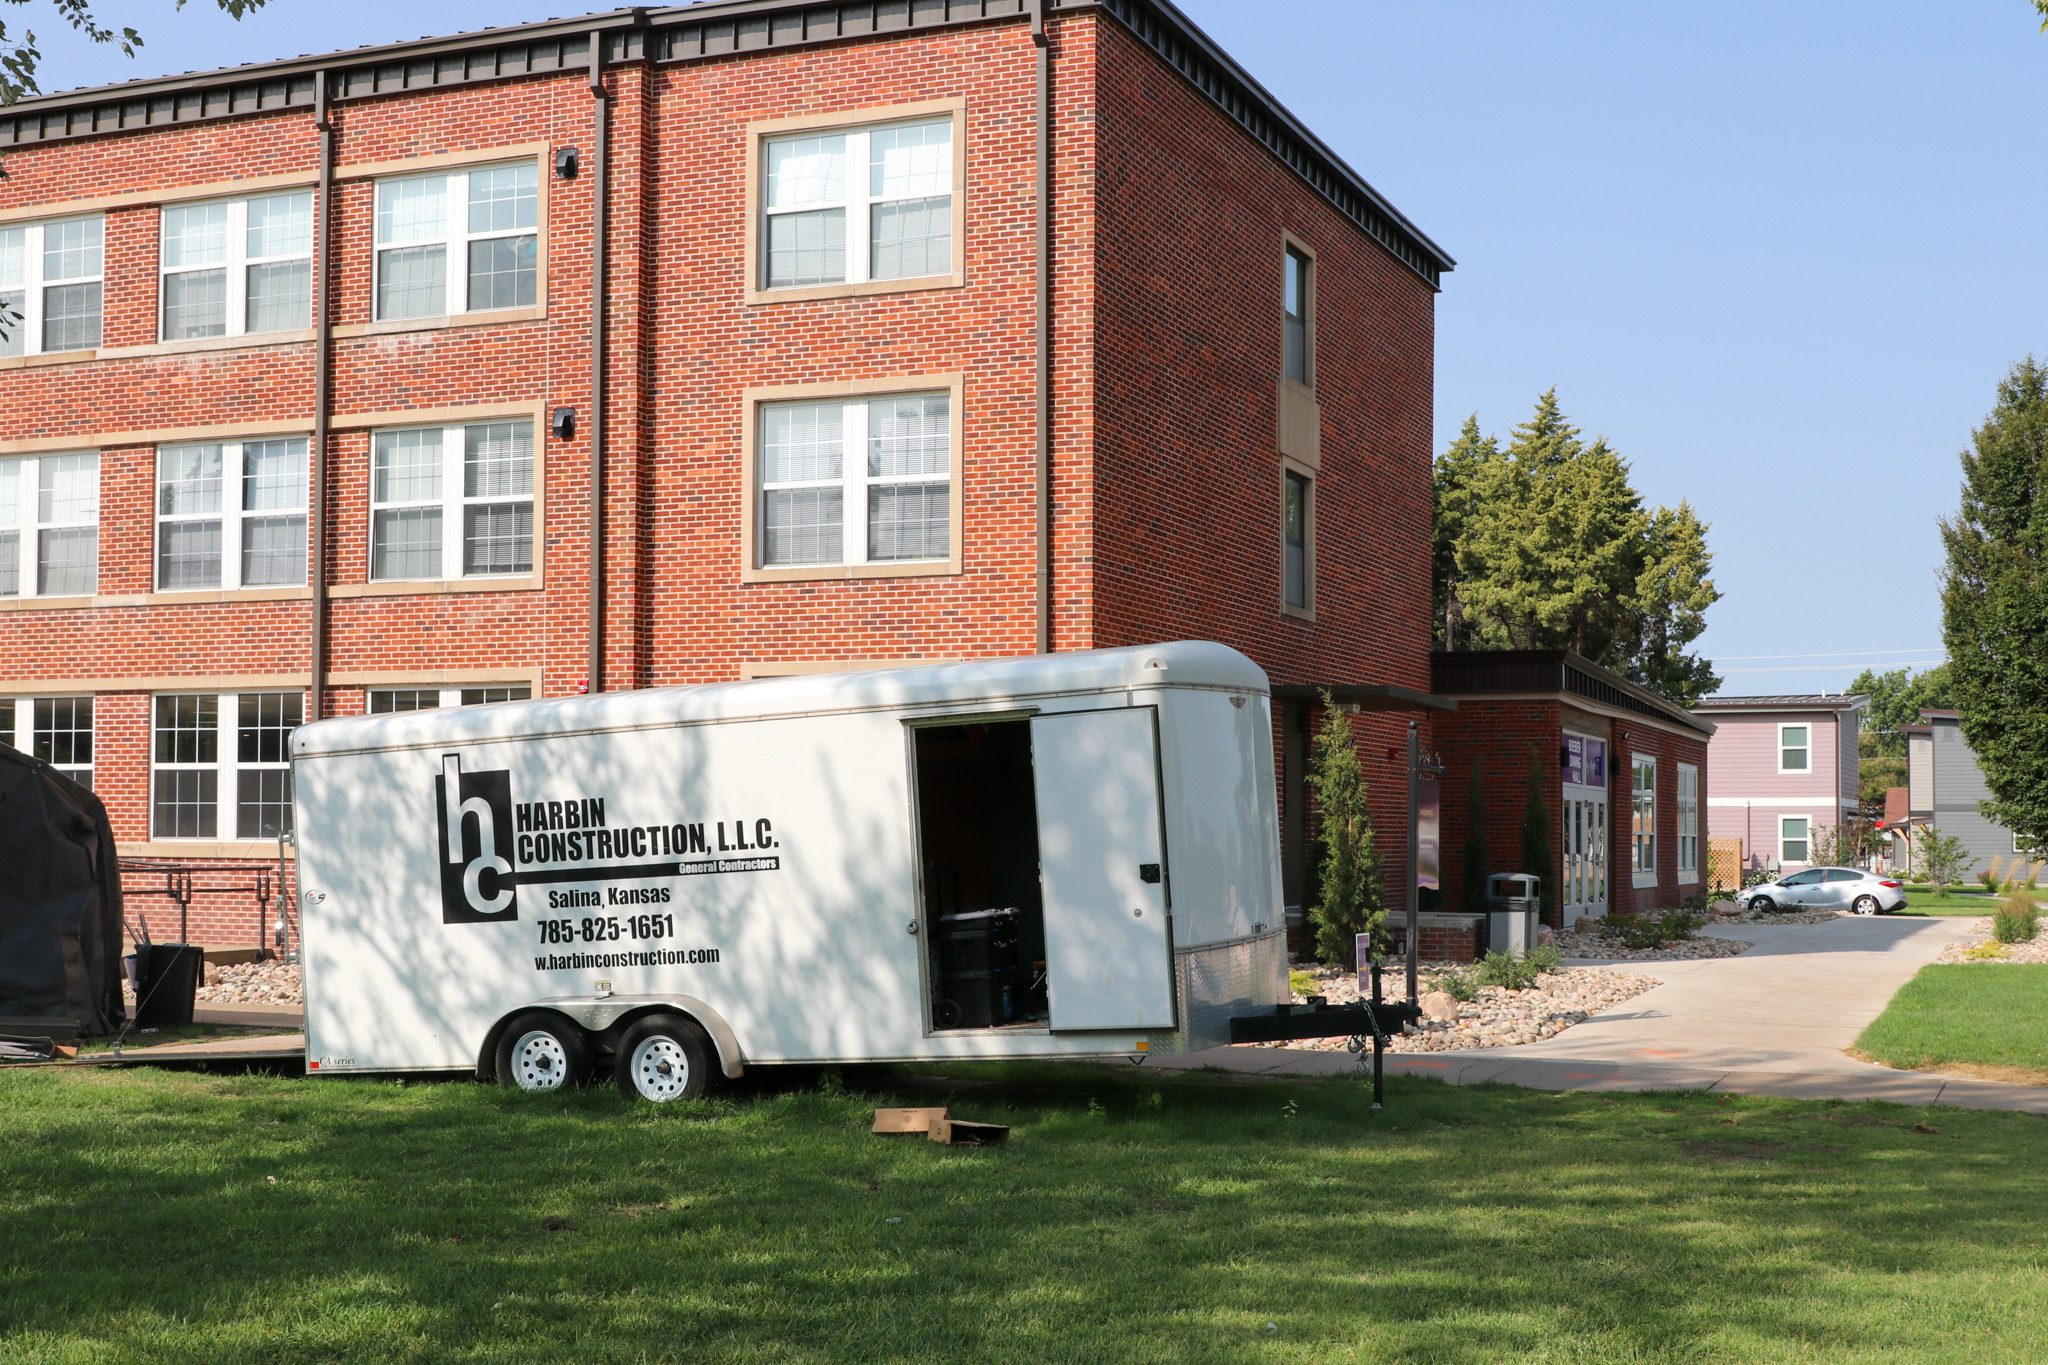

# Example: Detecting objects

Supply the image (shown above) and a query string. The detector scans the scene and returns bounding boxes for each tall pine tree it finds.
[1431,392,1722,705]
[1940,357,2048,847]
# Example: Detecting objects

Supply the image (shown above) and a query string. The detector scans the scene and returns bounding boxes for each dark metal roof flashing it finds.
[0,0,1451,290]
[1430,650,1714,738]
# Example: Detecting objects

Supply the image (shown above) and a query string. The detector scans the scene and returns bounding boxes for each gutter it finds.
[309,73,333,722]
[1033,0,1053,655]
[588,29,610,694]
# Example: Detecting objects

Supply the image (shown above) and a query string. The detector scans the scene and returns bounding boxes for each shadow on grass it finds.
[3,1062,2047,1363]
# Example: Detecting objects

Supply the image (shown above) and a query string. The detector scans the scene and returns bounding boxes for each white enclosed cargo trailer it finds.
[290,641,1287,1099]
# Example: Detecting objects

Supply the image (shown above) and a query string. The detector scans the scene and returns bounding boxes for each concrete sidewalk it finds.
[1153,915,2048,1114]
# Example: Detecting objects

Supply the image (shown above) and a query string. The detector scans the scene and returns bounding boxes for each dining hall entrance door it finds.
[1561,732,1609,926]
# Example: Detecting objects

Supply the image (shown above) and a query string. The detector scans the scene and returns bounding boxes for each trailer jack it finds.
[1228,960,1420,1110]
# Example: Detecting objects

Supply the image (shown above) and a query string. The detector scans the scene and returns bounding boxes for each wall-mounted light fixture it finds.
[555,146,580,179]
[551,407,576,441]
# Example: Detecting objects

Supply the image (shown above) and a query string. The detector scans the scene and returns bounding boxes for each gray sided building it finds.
[1897,710,2036,879]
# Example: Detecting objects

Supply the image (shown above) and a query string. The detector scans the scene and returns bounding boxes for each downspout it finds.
[310,73,333,721]
[587,30,610,693]
[1032,1,1052,654]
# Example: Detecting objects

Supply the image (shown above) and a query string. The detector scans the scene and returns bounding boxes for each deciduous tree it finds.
[1940,357,2048,849]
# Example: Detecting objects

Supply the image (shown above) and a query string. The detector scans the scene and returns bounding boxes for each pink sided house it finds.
[1691,693,1867,876]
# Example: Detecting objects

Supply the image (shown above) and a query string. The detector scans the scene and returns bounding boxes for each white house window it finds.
[0,215,102,357]
[151,691,301,839]
[759,394,949,568]
[0,452,98,598]
[1,696,94,788]
[371,420,535,581]
[1781,815,1810,865]
[156,438,308,590]
[1779,724,1810,772]
[1631,754,1657,884]
[1676,763,1699,881]
[762,118,953,290]
[374,163,538,321]
[160,192,313,341]
[368,685,531,713]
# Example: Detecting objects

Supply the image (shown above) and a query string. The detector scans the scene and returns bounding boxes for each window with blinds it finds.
[758,393,951,569]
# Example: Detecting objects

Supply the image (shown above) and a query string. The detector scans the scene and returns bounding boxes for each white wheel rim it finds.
[630,1035,691,1101]
[511,1030,569,1091]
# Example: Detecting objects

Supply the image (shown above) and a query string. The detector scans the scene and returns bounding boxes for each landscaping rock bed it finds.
[1244,964,1660,1053]
[1933,919,2048,965]
[1553,929,1753,961]
[124,959,304,1008]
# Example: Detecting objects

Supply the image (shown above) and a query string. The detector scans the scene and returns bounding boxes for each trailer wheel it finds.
[615,1014,713,1103]
[496,1013,589,1093]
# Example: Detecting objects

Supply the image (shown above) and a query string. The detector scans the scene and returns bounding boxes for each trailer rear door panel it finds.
[1030,709,1175,1030]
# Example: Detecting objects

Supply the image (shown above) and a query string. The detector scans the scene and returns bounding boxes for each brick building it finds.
[1420,650,1714,958]
[0,0,1454,949]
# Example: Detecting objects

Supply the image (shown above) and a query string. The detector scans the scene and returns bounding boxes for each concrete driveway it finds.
[1155,915,2048,1113]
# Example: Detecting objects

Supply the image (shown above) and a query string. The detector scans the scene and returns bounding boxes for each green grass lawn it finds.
[1892,888,2001,916]
[1854,963,2048,1084]
[5,1064,2048,1363]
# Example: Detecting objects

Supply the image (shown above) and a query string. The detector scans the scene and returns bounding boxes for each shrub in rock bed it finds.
[1592,907,1705,950]
[1992,890,2040,945]
[1434,945,1565,1001]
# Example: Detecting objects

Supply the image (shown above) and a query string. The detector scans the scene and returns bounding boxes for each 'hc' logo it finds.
[437,753,518,924]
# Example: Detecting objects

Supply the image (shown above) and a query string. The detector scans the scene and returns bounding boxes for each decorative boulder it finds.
[1419,990,1462,1022]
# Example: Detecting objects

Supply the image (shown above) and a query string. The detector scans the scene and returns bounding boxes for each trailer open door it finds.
[1030,709,1176,1030]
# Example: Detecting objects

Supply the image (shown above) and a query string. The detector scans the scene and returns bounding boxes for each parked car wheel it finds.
[1748,895,1777,914]
[496,1012,589,1092]
[1852,894,1882,916]
[615,1013,714,1103]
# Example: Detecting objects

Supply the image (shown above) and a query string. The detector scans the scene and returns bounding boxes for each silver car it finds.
[1746,867,1907,916]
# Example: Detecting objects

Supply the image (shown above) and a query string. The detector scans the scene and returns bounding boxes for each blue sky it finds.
[24,2,2042,698]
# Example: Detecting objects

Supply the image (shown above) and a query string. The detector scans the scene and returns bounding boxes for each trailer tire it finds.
[615,1014,714,1103]
[496,1013,590,1093]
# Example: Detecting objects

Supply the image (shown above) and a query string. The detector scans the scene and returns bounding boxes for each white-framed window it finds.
[1779,723,1810,773]
[0,452,99,598]
[761,117,953,290]
[155,438,308,590]
[757,393,950,568]
[1781,815,1810,865]
[0,215,103,357]
[370,420,535,582]
[1631,754,1657,884]
[1676,763,1699,881]
[374,163,538,321]
[151,691,301,840]
[0,695,94,788]
[368,685,531,713]
[159,192,314,341]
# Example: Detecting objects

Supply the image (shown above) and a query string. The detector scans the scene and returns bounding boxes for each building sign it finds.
[1416,776,1440,890]
[1563,735,1608,788]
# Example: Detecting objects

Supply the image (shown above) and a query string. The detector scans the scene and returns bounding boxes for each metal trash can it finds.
[934,908,1020,1029]
[134,944,203,1028]
[1486,873,1540,957]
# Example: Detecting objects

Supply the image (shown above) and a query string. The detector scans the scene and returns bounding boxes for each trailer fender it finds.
[477,994,745,1081]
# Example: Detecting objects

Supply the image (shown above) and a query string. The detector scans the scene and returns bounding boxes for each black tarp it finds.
[0,745,126,1035]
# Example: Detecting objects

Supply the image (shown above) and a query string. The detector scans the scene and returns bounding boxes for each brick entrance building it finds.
[0,0,1453,948]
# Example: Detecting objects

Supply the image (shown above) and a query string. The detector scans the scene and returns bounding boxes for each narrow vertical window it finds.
[1676,763,1699,878]
[0,457,20,597]
[371,428,445,578]
[465,165,539,310]
[1283,246,1311,386]
[462,422,535,575]
[1781,816,1810,865]
[235,692,301,837]
[153,694,220,838]
[756,393,951,569]
[761,118,953,290]
[1283,471,1309,610]
[36,453,98,596]
[161,203,230,340]
[1631,755,1657,880]
[1,227,28,360]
